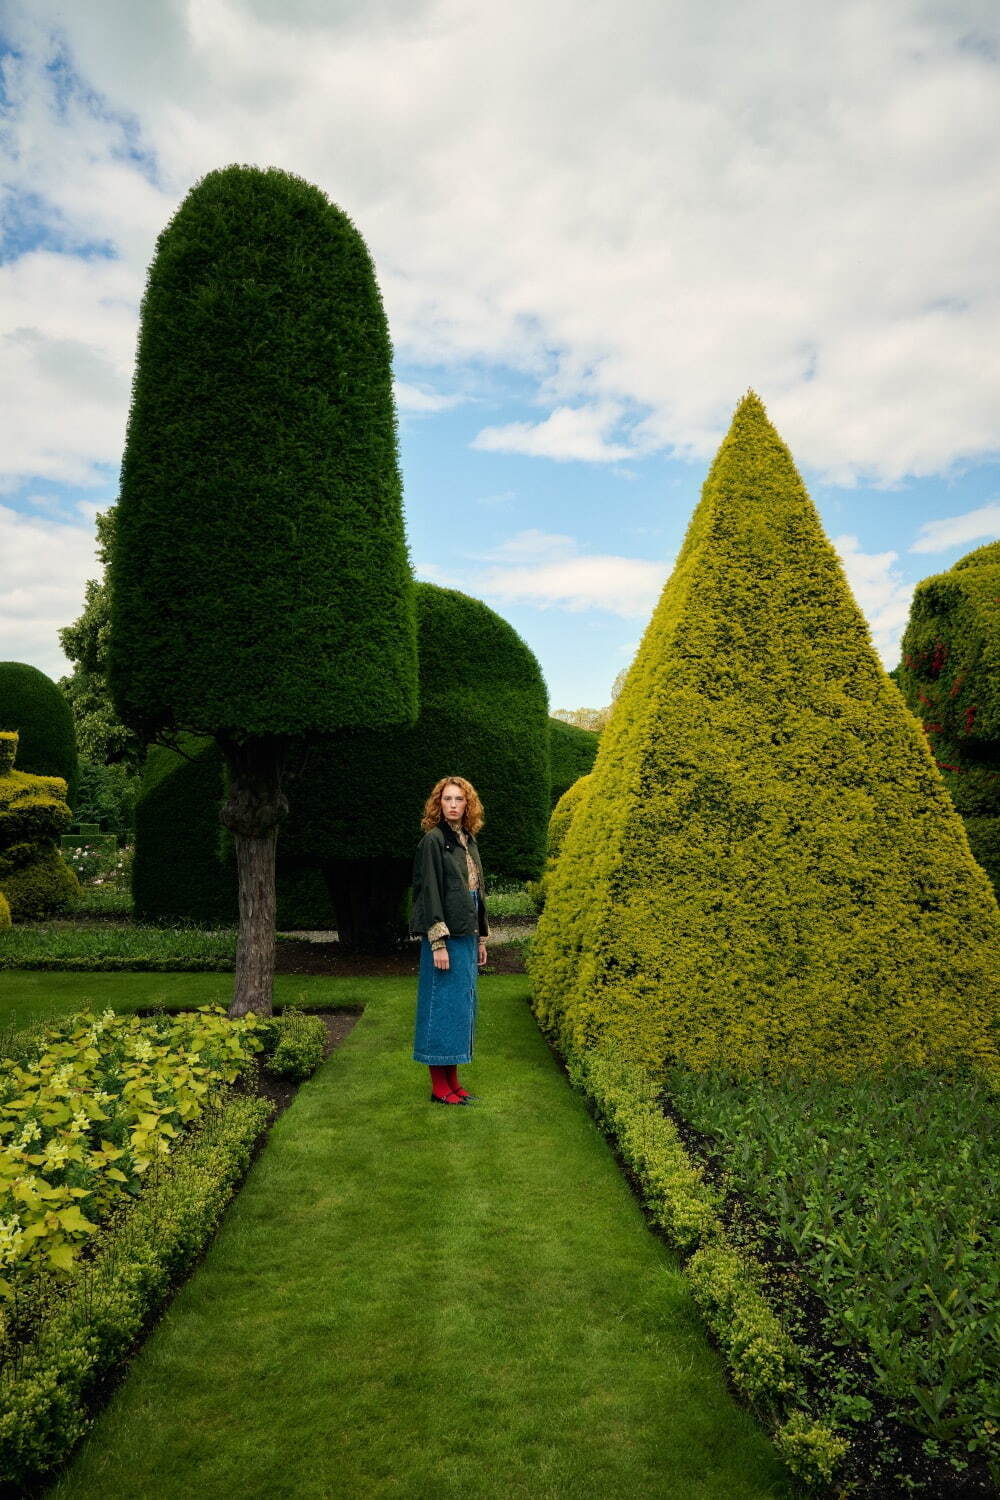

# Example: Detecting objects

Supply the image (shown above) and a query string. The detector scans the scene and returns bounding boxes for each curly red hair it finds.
[421,776,484,835]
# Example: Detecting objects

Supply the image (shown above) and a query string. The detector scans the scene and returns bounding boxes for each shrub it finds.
[0,732,81,921]
[0,663,78,809]
[530,773,592,910]
[562,1040,845,1489]
[263,1008,326,1080]
[0,893,9,930]
[0,1005,265,1292]
[282,583,550,883]
[530,393,1000,1082]
[0,1091,269,1488]
[548,717,598,807]
[898,540,1000,899]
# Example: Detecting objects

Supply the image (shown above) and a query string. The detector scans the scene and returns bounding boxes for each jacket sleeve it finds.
[411,834,449,941]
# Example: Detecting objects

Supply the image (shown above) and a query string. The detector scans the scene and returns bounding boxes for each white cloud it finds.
[833,534,914,667]
[2,0,998,488]
[910,500,1000,554]
[480,531,667,617]
[0,505,101,678]
[473,405,636,463]
[394,381,464,413]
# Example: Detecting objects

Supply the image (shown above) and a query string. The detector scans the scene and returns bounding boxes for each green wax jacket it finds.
[410,822,490,940]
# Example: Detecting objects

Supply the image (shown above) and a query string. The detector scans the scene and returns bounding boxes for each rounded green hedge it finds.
[548,718,598,808]
[109,164,417,744]
[531,393,1000,1083]
[0,663,78,808]
[282,582,550,881]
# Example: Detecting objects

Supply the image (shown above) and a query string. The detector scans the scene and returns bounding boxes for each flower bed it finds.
[664,1064,1000,1494]
[0,1003,326,1486]
[560,1043,1000,1495]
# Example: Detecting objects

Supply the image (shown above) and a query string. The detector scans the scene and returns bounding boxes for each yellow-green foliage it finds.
[898,542,1000,896]
[530,774,592,911]
[0,734,80,920]
[0,895,8,931]
[531,393,1000,1081]
[0,1006,264,1292]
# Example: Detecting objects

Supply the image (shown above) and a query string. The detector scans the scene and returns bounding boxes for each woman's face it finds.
[441,782,467,824]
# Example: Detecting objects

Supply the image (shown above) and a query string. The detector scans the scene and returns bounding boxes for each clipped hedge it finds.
[0,1092,269,1488]
[108,165,417,745]
[531,393,1000,1082]
[0,732,80,921]
[0,662,78,808]
[898,541,1000,898]
[282,583,550,882]
[548,717,598,807]
[565,1044,846,1490]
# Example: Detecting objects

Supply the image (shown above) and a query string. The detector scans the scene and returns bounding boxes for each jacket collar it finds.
[440,819,474,851]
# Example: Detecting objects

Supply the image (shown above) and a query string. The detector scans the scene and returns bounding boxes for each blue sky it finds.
[2,1,999,712]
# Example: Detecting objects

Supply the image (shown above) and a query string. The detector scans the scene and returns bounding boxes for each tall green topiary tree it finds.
[531,393,1000,1082]
[548,717,598,807]
[0,664,78,809]
[108,166,418,1014]
[898,540,1000,894]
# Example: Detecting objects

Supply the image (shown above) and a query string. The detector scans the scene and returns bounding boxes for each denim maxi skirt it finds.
[412,898,480,1066]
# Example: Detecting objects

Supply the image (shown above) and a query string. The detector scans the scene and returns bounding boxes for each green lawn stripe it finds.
[27,976,791,1499]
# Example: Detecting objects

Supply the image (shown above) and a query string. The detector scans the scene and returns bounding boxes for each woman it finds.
[411,776,489,1104]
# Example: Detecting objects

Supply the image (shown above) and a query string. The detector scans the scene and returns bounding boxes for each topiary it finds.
[529,773,592,911]
[280,582,549,947]
[108,165,418,1013]
[0,732,81,920]
[898,541,1000,898]
[0,664,79,808]
[530,393,1000,1083]
[548,717,599,808]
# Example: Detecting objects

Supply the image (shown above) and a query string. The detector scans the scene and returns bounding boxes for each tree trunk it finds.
[219,735,288,1017]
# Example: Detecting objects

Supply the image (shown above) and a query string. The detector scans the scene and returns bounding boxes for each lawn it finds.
[0,971,793,1499]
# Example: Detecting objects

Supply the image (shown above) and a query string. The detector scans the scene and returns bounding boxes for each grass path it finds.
[19,973,794,1499]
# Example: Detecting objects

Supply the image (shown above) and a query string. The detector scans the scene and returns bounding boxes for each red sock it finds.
[446,1065,468,1097]
[429,1065,454,1099]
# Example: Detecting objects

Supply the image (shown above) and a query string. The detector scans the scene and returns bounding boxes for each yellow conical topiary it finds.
[530,393,1000,1081]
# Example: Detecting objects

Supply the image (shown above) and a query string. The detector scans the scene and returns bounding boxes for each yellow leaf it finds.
[48,1243,76,1271]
